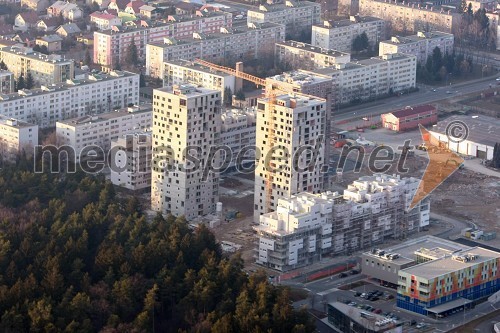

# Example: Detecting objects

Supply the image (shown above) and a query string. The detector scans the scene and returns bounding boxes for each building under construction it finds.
[255,173,430,272]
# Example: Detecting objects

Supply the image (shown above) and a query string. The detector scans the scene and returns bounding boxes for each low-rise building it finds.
[0,46,74,86]
[0,70,139,128]
[14,12,39,31]
[0,70,14,94]
[56,23,81,37]
[275,41,351,69]
[21,0,50,13]
[255,174,430,272]
[35,34,63,52]
[379,31,454,63]
[36,17,60,32]
[314,53,417,105]
[56,105,152,162]
[0,116,38,162]
[110,131,152,191]
[312,15,386,52]
[429,114,500,160]
[220,108,256,168]
[398,246,500,316]
[90,11,122,30]
[163,59,237,100]
[381,105,438,132]
[146,23,285,78]
[47,1,83,21]
[247,1,321,35]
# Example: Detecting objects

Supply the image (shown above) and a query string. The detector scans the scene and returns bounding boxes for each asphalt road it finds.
[333,75,500,123]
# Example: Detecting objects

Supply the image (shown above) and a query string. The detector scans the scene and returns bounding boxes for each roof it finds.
[0,24,14,35]
[18,11,39,24]
[38,34,63,42]
[328,302,402,331]
[90,11,118,20]
[387,104,436,118]
[58,105,151,126]
[57,23,81,34]
[49,0,79,12]
[0,115,37,129]
[37,17,60,27]
[175,2,201,11]
[425,298,472,314]
[430,114,500,148]
[109,0,128,9]
[276,40,350,58]
[382,31,454,46]
[316,15,384,29]
[139,4,156,11]
[401,247,500,280]
[126,0,146,13]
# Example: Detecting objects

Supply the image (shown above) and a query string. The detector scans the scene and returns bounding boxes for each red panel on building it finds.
[381,105,438,132]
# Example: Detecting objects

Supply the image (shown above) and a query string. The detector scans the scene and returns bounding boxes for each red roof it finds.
[19,12,39,24]
[38,17,60,27]
[388,105,436,119]
[90,11,117,20]
[110,0,128,10]
[126,0,145,12]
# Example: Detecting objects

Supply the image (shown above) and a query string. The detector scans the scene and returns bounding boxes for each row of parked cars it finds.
[353,289,394,301]
[338,269,360,278]
[343,300,383,314]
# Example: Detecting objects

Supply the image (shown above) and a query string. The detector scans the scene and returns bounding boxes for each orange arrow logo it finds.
[409,124,465,210]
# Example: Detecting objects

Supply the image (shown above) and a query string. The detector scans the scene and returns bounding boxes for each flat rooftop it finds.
[401,246,500,280]
[315,15,383,29]
[0,115,36,128]
[328,302,402,331]
[313,53,414,73]
[154,84,219,97]
[430,114,500,147]
[268,70,332,86]
[367,0,458,13]
[277,41,349,57]
[164,59,234,77]
[0,46,73,64]
[382,31,454,45]
[0,71,138,102]
[57,105,152,126]
[250,1,319,13]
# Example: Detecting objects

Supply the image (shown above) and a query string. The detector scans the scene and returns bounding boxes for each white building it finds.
[0,70,14,94]
[163,59,238,100]
[379,31,454,63]
[56,105,152,162]
[110,132,152,191]
[151,85,221,220]
[312,16,386,52]
[247,1,321,35]
[255,174,431,271]
[254,93,327,221]
[0,116,38,162]
[220,108,256,169]
[314,53,417,105]
[275,41,351,69]
[0,70,140,128]
[146,23,285,78]
[0,46,74,87]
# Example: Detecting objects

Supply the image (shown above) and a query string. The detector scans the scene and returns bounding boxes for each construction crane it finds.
[194,59,310,215]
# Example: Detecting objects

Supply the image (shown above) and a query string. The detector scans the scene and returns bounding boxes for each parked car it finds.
[351,269,360,275]
[416,323,426,329]
[348,302,357,306]
[370,296,379,302]
[360,293,367,298]
[339,272,348,278]
[374,309,382,314]
[410,320,417,326]
[384,294,394,300]
[353,292,361,297]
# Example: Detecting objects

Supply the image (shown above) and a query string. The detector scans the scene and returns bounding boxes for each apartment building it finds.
[90,12,122,30]
[0,116,38,162]
[0,70,14,94]
[253,93,327,222]
[162,60,237,99]
[255,174,430,271]
[151,85,221,220]
[398,247,500,316]
[247,1,321,35]
[56,105,152,162]
[146,23,285,78]
[359,0,461,34]
[314,53,417,105]
[379,31,454,63]
[110,132,152,191]
[312,16,386,52]
[0,46,74,86]
[93,12,232,67]
[275,41,351,69]
[220,108,256,169]
[0,71,139,128]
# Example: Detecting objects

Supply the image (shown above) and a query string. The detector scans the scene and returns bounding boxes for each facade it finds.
[429,115,500,160]
[47,1,83,20]
[312,16,386,52]
[146,23,285,78]
[314,53,417,105]
[255,174,430,271]
[110,132,152,191]
[55,23,81,37]
[0,116,38,162]
[398,247,500,316]
[253,93,327,221]
[36,18,60,32]
[21,0,50,13]
[220,108,256,168]
[0,71,139,128]
[56,105,151,162]
[247,1,321,35]
[93,12,232,67]
[14,12,39,31]
[381,105,438,132]
[379,31,454,63]
[35,35,63,52]
[162,59,237,98]
[0,46,74,86]
[0,70,14,94]
[151,85,221,220]
[359,0,461,34]
[90,12,122,30]
[275,41,351,69]
[361,236,466,285]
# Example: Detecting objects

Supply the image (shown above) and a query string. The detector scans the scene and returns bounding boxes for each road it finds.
[333,75,499,123]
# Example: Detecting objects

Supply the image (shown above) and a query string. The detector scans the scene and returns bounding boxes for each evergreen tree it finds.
[124,40,138,66]
[223,87,233,105]
[0,60,7,70]
[84,49,92,66]
[235,89,246,101]
[16,75,26,91]
[26,73,34,89]
[139,73,146,87]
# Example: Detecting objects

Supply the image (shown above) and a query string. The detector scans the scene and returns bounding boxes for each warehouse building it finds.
[381,105,438,132]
